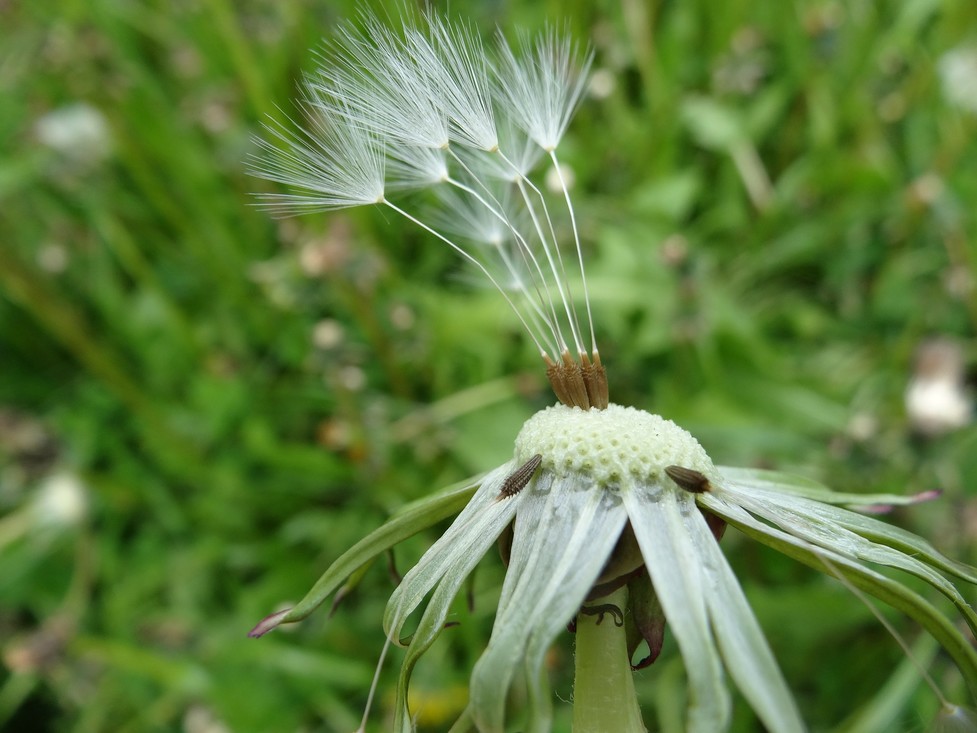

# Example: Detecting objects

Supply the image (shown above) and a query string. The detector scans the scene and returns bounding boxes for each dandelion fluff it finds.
[249,103,385,214]
[495,25,594,152]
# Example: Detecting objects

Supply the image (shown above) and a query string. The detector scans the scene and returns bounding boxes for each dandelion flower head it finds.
[249,10,977,733]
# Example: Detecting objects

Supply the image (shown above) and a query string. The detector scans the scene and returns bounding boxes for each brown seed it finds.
[665,465,711,493]
[498,454,542,499]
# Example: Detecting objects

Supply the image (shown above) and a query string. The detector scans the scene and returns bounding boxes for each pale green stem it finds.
[573,586,646,733]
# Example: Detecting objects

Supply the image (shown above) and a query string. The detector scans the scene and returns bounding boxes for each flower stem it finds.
[572,586,646,733]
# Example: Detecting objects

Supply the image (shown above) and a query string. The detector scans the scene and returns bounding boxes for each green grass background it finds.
[2,0,976,730]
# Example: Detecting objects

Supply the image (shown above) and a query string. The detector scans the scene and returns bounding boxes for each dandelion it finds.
[906,338,972,436]
[248,11,977,732]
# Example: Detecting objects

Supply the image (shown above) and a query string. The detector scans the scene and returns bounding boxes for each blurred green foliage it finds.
[2,0,976,731]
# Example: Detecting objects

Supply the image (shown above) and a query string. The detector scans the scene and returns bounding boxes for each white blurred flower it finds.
[587,68,616,99]
[910,172,946,206]
[0,471,88,550]
[390,303,415,330]
[36,243,69,274]
[312,318,344,349]
[906,338,972,435]
[939,46,977,115]
[544,160,575,193]
[35,103,112,163]
[31,472,88,528]
[183,704,232,733]
[337,365,366,391]
[846,411,878,442]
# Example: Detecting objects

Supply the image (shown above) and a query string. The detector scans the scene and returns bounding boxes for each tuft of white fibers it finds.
[310,15,450,150]
[459,119,546,183]
[250,99,385,215]
[251,10,596,363]
[429,185,515,248]
[412,15,499,152]
[384,144,450,191]
[495,25,595,153]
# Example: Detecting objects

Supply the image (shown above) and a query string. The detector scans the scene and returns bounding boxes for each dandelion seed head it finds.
[515,404,716,485]
[250,12,977,733]
[252,12,598,364]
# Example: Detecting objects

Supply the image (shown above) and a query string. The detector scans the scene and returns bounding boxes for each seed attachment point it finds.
[544,351,608,410]
[580,350,608,409]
